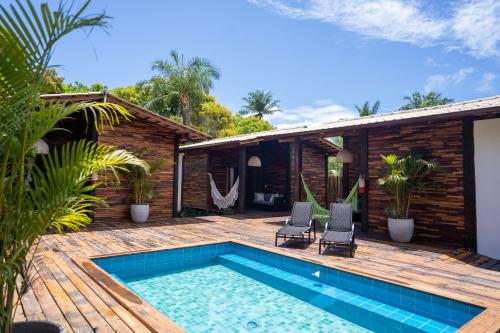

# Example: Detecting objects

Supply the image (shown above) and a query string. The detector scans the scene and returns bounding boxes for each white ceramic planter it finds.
[130,204,149,223]
[388,218,414,242]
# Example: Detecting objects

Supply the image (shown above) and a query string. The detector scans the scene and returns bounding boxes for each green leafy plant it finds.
[123,155,166,204]
[0,1,148,332]
[377,152,438,219]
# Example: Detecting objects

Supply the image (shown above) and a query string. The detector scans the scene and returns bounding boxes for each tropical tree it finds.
[193,96,237,137]
[355,100,380,117]
[239,90,281,118]
[233,114,274,134]
[399,92,454,111]
[0,2,148,332]
[143,50,220,125]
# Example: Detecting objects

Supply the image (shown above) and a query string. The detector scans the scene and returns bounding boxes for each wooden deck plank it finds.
[21,212,500,332]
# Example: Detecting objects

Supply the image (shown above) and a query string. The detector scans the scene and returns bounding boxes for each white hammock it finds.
[208,173,239,209]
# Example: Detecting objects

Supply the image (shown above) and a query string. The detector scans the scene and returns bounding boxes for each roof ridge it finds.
[322,95,500,126]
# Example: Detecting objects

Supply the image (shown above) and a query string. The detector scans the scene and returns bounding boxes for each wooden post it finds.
[342,136,350,197]
[463,118,477,250]
[360,129,369,232]
[287,143,292,210]
[172,135,179,217]
[238,146,246,213]
[293,138,300,203]
[206,150,212,211]
[324,153,329,206]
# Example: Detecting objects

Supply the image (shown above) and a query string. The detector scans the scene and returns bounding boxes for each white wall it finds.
[474,118,500,259]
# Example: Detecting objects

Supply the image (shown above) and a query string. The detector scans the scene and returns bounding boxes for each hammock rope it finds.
[208,173,239,209]
[300,173,359,226]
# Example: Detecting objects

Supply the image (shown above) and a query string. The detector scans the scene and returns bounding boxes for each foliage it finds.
[328,156,343,177]
[240,90,281,118]
[122,152,166,204]
[179,208,209,217]
[193,96,237,137]
[399,91,454,111]
[0,1,148,332]
[143,50,220,125]
[232,114,274,134]
[355,100,380,117]
[377,152,438,219]
[110,86,145,105]
[63,81,108,93]
[42,69,65,94]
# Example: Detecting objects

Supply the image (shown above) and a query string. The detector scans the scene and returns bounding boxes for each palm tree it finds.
[240,90,281,118]
[0,2,148,332]
[355,101,380,117]
[144,50,220,125]
[399,92,454,111]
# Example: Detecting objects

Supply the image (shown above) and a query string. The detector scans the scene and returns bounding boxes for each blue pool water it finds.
[94,242,483,333]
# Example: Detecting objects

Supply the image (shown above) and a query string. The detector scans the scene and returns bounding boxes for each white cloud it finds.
[249,0,500,59]
[452,0,500,58]
[264,100,357,128]
[424,57,449,68]
[424,67,474,92]
[476,72,497,92]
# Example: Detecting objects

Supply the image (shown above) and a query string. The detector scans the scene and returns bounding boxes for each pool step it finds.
[218,254,456,333]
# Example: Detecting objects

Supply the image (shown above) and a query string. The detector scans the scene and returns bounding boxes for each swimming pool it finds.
[93,242,484,333]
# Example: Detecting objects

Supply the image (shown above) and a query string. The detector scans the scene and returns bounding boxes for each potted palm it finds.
[124,158,165,223]
[378,152,438,242]
[0,1,148,333]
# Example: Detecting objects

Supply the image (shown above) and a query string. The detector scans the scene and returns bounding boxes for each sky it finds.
[28,0,500,127]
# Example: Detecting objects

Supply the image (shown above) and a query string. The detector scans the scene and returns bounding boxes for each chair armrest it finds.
[309,219,313,227]
[285,218,290,226]
[324,221,329,231]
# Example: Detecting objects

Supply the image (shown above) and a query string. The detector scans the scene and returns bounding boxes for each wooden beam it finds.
[463,118,477,250]
[360,129,369,232]
[293,138,300,203]
[278,137,296,143]
[172,135,179,217]
[206,150,212,211]
[342,136,350,198]
[325,153,329,207]
[238,146,247,213]
[287,143,292,209]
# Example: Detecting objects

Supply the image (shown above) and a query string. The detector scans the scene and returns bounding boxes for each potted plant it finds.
[0,2,148,332]
[378,151,438,242]
[124,158,165,223]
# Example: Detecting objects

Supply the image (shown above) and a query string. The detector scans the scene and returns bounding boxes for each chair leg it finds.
[308,230,311,244]
[318,240,322,255]
[275,233,278,247]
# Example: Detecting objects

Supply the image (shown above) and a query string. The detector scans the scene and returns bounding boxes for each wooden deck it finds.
[16,212,500,332]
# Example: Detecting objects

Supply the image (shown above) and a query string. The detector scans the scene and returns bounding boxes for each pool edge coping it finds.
[73,239,500,333]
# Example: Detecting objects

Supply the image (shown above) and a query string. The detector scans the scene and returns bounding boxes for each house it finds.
[182,96,500,259]
[180,127,339,213]
[41,92,209,223]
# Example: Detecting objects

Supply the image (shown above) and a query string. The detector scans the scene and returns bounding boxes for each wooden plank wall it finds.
[181,149,209,210]
[261,141,289,196]
[95,116,176,223]
[300,142,328,206]
[347,133,361,191]
[209,148,239,209]
[346,119,466,243]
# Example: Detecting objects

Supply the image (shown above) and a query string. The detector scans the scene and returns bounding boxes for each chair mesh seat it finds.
[277,226,310,236]
[321,230,353,244]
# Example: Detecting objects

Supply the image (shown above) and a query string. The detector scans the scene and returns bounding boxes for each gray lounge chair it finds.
[319,203,355,257]
[275,202,313,246]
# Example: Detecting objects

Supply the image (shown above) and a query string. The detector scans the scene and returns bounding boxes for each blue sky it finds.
[42,0,499,127]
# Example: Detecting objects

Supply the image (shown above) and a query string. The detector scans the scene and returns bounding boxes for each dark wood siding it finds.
[300,142,327,207]
[182,149,209,210]
[347,119,466,243]
[94,116,176,223]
